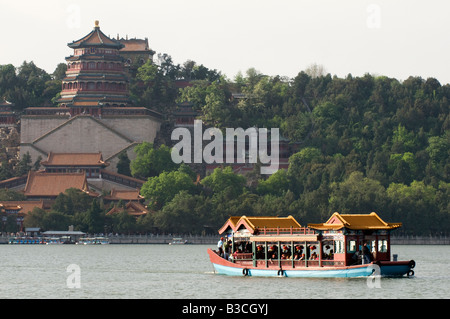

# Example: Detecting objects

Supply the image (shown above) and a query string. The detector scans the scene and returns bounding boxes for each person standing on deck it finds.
[223,239,230,260]
[217,237,224,257]
[362,242,372,264]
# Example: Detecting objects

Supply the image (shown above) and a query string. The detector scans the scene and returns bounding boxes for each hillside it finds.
[1,60,449,235]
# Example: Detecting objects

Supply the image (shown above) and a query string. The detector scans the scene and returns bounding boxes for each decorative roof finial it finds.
[94,20,100,28]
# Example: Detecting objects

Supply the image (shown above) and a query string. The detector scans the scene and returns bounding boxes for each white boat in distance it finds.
[77,237,110,245]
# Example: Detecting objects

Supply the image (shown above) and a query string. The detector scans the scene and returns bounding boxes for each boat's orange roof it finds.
[308,212,402,231]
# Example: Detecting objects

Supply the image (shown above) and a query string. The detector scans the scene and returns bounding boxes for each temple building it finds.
[118,36,155,76]
[0,152,145,195]
[106,201,149,219]
[0,98,17,127]
[20,21,162,172]
[0,152,147,219]
[22,171,97,202]
[40,152,109,178]
[59,20,131,112]
[0,200,45,232]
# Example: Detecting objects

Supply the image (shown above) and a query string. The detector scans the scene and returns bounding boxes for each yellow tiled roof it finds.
[106,189,143,201]
[308,212,402,231]
[218,215,302,234]
[23,171,90,197]
[0,201,44,214]
[106,201,149,216]
[41,152,107,167]
[242,216,302,230]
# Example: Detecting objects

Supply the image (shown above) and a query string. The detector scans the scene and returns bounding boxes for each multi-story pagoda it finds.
[20,21,162,173]
[58,20,130,116]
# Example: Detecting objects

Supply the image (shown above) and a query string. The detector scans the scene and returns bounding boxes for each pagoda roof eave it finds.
[67,24,124,50]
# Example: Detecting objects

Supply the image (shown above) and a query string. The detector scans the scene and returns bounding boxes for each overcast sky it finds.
[1,0,449,84]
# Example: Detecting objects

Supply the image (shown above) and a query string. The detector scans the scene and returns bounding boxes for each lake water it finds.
[0,244,448,300]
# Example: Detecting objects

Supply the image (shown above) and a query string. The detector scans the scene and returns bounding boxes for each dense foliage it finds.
[1,57,448,236]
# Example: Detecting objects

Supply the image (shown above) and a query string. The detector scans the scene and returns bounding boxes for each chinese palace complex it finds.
[20,21,162,172]
[0,21,159,220]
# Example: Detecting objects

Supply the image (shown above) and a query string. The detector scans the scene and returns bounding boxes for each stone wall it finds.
[20,114,161,172]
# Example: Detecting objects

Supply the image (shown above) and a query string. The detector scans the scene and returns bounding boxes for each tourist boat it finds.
[208,213,416,278]
[8,237,45,245]
[77,237,110,245]
[45,237,65,245]
[169,238,188,245]
[95,237,110,245]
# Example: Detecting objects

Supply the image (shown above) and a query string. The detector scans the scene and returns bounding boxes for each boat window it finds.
[347,240,357,253]
[371,240,377,253]
[334,240,345,254]
[378,239,388,252]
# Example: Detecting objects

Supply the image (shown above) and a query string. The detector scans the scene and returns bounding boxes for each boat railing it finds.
[257,227,316,236]
[234,253,253,260]
[253,258,345,268]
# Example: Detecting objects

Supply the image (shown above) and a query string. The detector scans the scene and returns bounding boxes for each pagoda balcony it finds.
[24,107,71,116]
[61,88,128,95]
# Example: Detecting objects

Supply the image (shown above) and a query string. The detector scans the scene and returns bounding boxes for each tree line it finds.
[0,57,448,236]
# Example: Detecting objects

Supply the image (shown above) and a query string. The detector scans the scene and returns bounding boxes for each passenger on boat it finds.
[282,245,291,258]
[223,239,231,260]
[352,250,362,264]
[231,249,241,261]
[362,243,373,264]
[256,245,264,259]
[268,245,278,260]
[323,249,334,260]
[217,237,224,257]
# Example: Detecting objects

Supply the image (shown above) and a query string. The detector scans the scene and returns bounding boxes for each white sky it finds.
[1,0,449,84]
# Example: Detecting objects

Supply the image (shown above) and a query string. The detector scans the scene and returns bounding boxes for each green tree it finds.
[256,169,290,196]
[0,64,18,100]
[426,134,449,168]
[83,200,105,234]
[287,147,324,194]
[141,167,196,209]
[201,166,246,198]
[117,151,131,176]
[15,152,32,177]
[52,188,92,216]
[23,207,47,229]
[42,211,73,231]
[112,210,137,234]
[386,181,442,235]
[328,171,387,214]
[153,191,211,234]
[131,142,179,179]
[392,124,417,153]
[0,160,14,182]
[130,57,179,111]
[0,188,26,201]
[388,152,418,184]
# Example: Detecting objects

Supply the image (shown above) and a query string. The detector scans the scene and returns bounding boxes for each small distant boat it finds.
[77,237,110,245]
[208,213,416,278]
[8,237,45,245]
[169,238,188,245]
[45,237,64,245]
[96,237,110,245]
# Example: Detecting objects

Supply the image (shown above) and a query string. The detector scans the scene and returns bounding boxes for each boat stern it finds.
[377,260,415,277]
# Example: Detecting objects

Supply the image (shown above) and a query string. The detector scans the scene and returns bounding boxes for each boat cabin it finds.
[308,212,402,266]
[218,212,402,268]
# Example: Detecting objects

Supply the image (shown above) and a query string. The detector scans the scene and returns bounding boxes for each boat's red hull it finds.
[208,248,414,278]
